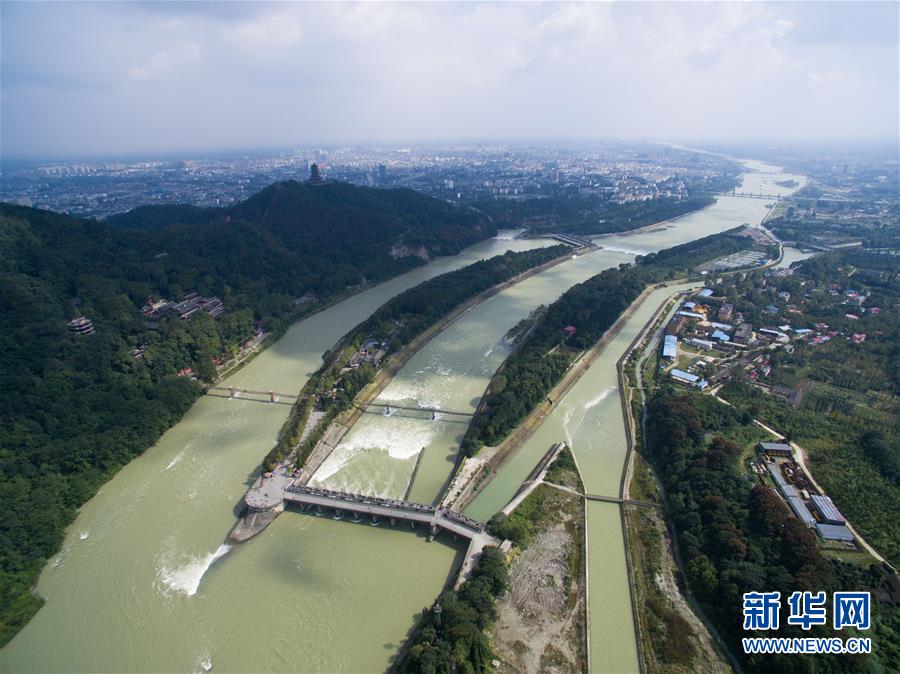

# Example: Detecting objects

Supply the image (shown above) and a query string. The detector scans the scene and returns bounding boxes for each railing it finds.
[284,484,484,533]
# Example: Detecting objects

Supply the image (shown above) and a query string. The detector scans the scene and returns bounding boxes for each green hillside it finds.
[0,182,493,645]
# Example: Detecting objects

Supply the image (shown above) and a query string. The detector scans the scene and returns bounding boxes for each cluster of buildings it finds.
[756,441,855,545]
[344,338,386,371]
[141,292,225,322]
[660,291,757,388]
[658,276,877,395]
[1,143,737,220]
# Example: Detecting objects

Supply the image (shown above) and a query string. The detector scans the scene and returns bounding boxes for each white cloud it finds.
[220,8,305,54]
[127,42,201,81]
[2,1,897,157]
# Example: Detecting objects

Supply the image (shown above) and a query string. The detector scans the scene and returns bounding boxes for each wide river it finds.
[3,161,804,673]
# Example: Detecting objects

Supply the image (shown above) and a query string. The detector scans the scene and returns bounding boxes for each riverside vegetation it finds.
[461,228,752,454]
[645,390,899,673]
[0,181,494,645]
[398,546,510,674]
[262,245,570,471]
[708,250,900,566]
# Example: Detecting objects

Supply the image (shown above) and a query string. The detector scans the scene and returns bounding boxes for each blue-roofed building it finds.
[683,301,697,310]
[787,497,816,528]
[697,288,714,298]
[688,338,714,350]
[670,369,709,389]
[676,310,705,320]
[766,461,799,498]
[810,495,846,525]
[711,329,730,341]
[816,523,854,542]
[662,335,677,360]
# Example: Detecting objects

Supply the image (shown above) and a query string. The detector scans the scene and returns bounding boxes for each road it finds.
[713,394,889,566]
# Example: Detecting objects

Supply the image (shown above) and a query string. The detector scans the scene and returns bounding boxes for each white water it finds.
[157,544,233,598]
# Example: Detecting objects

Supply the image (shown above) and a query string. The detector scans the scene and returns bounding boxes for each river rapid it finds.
[3,163,805,673]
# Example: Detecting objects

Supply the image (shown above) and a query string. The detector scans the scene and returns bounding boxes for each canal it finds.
[2,163,805,673]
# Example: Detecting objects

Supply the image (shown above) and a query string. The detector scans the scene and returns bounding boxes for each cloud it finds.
[127,41,202,81]
[1,1,897,158]
[220,8,305,54]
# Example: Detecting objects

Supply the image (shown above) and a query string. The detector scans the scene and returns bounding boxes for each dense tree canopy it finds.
[463,228,749,452]
[0,182,493,646]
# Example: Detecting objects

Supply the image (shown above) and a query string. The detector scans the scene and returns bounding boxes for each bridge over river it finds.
[283,484,487,540]
[234,478,501,586]
[356,400,475,418]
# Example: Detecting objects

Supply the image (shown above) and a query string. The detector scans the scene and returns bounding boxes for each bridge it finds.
[207,386,305,402]
[584,493,658,509]
[358,400,475,418]
[716,191,783,201]
[717,192,857,205]
[283,484,488,540]
[547,232,594,247]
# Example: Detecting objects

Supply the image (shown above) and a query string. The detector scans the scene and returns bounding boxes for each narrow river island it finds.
[2,161,805,673]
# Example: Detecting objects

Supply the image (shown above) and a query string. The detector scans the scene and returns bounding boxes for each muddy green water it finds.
[1,233,548,674]
[3,163,805,673]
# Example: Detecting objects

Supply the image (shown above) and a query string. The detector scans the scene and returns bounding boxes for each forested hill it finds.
[0,182,492,646]
[106,180,492,262]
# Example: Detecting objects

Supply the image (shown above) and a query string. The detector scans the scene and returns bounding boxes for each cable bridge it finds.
[283,484,487,540]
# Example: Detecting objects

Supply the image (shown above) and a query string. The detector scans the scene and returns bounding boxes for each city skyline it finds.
[2,1,898,159]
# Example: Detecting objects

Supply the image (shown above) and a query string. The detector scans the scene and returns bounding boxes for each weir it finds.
[547,232,594,247]
[283,484,490,540]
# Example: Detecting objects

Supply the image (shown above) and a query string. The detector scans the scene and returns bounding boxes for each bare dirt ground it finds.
[643,509,730,674]
[491,491,586,673]
[627,502,732,674]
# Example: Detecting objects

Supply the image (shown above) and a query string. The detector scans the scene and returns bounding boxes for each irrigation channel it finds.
[3,162,805,673]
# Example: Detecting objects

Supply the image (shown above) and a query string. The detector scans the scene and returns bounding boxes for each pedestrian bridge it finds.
[357,400,475,418]
[283,484,486,539]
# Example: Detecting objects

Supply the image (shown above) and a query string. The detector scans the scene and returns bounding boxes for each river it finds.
[3,162,805,673]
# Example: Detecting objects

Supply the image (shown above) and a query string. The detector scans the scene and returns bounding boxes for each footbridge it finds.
[358,400,475,418]
[207,386,305,402]
[584,493,659,509]
[283,484,488,539]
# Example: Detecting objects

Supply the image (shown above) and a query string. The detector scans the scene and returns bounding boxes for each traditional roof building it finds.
[68,316,95,335]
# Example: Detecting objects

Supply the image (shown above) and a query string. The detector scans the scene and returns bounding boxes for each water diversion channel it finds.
[3,162,804,673]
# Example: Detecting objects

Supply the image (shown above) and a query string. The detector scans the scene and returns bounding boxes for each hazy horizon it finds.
[2,1,898,159]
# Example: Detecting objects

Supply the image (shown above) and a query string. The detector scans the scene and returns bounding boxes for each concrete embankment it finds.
[452,280,671,513]
[227,505,283,543]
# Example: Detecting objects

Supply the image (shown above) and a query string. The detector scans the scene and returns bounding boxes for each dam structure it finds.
[233,472,501,586]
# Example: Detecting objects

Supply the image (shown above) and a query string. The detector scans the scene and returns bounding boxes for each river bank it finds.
[227,244,580,542]
[1,232,553,674]
[3,161,807,674]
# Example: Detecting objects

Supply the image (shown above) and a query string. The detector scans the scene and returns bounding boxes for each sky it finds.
[2,1,898,159]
